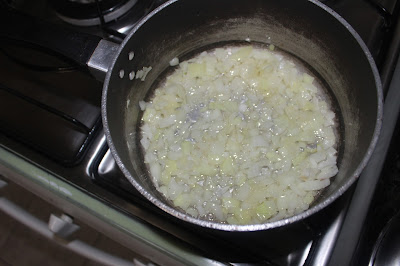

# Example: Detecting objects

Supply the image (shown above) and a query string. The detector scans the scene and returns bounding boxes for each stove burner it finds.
[52,0,140,26]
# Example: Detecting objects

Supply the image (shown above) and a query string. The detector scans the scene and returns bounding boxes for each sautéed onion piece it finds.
[139,45,338,225]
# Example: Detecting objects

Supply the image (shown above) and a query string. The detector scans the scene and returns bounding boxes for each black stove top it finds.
[358,111,400,265]
[1,0,400,265]
[0,41,102,165]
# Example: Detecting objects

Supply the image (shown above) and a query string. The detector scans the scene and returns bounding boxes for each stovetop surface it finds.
[357,111,400,265]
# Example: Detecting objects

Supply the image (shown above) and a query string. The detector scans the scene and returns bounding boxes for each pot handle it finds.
[0,7,118,81]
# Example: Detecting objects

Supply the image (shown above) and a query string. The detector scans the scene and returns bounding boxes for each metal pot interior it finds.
[102,0,382,230]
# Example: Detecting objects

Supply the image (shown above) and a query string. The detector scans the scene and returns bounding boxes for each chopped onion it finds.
[139,45,338,225]
[169,57,180,66]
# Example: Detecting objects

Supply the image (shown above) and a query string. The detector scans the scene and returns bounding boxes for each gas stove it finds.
[1,1,400,265]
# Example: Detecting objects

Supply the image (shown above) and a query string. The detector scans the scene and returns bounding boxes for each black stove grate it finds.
[0,41,103,166]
